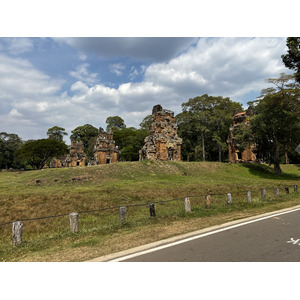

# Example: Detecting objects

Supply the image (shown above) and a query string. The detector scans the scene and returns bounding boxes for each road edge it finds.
[86,204,300,262]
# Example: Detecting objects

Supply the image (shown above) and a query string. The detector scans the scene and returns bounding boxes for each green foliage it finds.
[249,73,300,174]
[106,116,126,131]
[0,132,23,169]
[113,127,148,161]
[47,126,68,142]
[176,94,243,162]
[70,124,98,153]
[282,37,300,83]
[139,114,153,131]
[15,139,69,169]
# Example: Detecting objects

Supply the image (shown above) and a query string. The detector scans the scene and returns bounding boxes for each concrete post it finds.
[184,197,191,212]
[119,206,126,224]
[285,186,289,194]
[227,193,232,205]
[294,185,298,192]
[247,191,251,203]
[274,188,279,197]
[261,189,266,199]
[149,203,156,217]
[69,212,79,233]
[12,221,23,246]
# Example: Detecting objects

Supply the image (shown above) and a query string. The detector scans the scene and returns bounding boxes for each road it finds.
[109,206,300,262]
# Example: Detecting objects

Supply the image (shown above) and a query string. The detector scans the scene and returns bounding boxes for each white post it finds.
[274,188,279,197]
[119,206,126,224]
[227,193,232,205]
[247,191,251,203]
[69,212,79,233]
[185,197,191,212]
[12,221,23,245]
[261,189,266,199]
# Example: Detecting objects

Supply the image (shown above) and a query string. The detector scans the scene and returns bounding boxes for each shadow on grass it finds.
[241,163,300,181]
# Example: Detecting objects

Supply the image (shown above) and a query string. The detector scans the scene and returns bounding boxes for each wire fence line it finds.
[1,184,298,228]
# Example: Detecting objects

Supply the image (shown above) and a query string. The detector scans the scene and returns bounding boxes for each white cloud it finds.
[0,38,34,55]
[109,63,125,76]
[0,37,293,142]
[69,63,99,84]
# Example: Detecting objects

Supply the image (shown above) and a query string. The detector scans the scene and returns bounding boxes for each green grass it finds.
[0,161,299,261]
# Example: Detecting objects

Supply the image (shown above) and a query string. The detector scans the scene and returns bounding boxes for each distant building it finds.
[227,107,258,163]
[93,127,118,164]
[139,104,182,161]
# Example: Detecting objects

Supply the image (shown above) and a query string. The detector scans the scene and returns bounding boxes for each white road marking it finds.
[109,206,300,262]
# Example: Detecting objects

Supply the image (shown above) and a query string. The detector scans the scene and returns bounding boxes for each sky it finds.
[0,37,293,142]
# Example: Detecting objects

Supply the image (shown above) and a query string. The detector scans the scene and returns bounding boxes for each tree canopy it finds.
[176,95,243,162]
[15,139,69,169]
[47,126,68,142]
[0,132,23,169]
[282,37,300,83]
[106,116,126,131]
[70,124,98,152]
[249,73,300,174]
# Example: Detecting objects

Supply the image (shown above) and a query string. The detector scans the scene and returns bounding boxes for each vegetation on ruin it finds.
[0,160,299,261]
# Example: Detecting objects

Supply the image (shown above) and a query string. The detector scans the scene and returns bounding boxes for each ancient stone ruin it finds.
[227,107,257,163]
[93,127,119,164]
[139,105,182,161]
[49,140,86,168]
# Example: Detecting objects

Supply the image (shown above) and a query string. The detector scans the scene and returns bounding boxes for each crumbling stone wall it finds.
[49,140,86,168]
[139,105,182,161]
[93,127,118,164]
[227,107,257,163]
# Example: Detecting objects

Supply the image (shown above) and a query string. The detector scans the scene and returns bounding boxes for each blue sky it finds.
[0,37,293,142]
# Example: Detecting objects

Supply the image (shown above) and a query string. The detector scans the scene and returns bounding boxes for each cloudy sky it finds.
[0,37,292,142]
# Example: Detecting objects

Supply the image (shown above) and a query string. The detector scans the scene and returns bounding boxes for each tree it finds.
[0,132,23,169]
[139,114,153,131]
[70,124,98,151]
[249,73,300,175]
[106,116,126,131]
[176,95,243,162]
[47,126,68,142]
[282,37,300,83]
[113,127,148,161]
[15,139,69,169]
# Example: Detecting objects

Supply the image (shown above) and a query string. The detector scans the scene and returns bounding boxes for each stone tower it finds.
[139,104,182,161]
[227,107,257,163]
[93,127,118,164]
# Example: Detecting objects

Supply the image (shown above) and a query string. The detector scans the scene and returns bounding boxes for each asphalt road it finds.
[116,207,300,262]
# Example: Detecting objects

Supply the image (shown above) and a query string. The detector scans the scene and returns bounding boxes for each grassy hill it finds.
[0,161,300,261]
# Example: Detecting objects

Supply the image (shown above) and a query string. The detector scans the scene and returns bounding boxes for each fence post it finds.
[247,191,251,203]
[12,221,23,246]
[69,212,79,233]
[119,206,126,224]
[261,189,266,199]
[205,195,211,208]
[294,185,298,192]
[185,197,191,212]
[149,203,156,217]
[274,188,279,197]
[285,186,289,194]
[227,193,232,205]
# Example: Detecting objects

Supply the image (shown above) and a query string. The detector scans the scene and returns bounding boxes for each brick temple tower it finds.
[93,127,118,164]
[139,104,182,161]
[227,107,257,163]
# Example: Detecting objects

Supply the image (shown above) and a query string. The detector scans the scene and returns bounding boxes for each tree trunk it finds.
[274,162,282,175]
[218,144,222,162]
[285,151,289,164]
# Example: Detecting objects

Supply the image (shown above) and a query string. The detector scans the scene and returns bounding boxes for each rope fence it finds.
[0,184,298,246]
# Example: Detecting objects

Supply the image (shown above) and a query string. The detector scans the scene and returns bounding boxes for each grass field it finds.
[0,160,300,261]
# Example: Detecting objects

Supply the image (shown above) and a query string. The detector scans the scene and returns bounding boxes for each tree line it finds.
[1,38,299,174]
